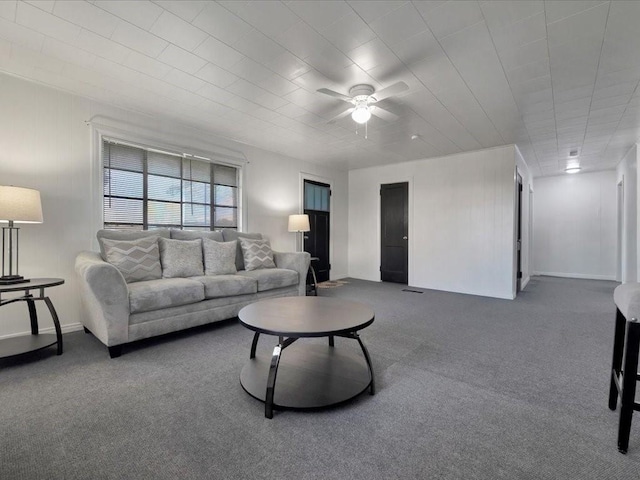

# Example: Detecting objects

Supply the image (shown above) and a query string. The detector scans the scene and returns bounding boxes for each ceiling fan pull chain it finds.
[365,121,368,140]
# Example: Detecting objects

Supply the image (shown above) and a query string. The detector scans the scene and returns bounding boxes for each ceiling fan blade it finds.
[372,81,409,102]
[370,106,398,122]
[317,88,353,103]
[327,108,354,124]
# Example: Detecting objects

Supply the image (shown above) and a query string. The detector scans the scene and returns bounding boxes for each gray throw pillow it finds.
[202,239,237,275]
[97,228,170,261]
[221,230,263,270]
[159,238,204,278]
[170,229,224,242]
[101,236,162,283]
[239,237,276,271]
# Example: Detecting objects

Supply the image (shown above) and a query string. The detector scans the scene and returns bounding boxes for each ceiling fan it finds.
[317,81,409,124]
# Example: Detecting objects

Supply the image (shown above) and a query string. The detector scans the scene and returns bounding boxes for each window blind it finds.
[103,140,239,231]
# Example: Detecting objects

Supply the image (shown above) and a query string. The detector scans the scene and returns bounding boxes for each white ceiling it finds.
[1,1,639,175]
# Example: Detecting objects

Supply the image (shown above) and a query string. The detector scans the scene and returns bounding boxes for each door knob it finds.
[402,236,408,240]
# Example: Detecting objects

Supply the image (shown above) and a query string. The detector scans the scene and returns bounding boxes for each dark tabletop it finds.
[0,278,64,293]
[239,296,374,337]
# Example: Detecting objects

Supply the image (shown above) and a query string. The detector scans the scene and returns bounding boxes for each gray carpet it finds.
[1,276,638,479]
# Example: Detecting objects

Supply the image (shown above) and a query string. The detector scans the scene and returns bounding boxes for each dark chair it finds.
[609,283,640,453]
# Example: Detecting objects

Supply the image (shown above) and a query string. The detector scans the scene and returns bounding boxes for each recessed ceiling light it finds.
[565,166,581,174]
[410,134,419,140]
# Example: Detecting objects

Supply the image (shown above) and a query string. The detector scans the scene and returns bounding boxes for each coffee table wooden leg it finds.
[329,335,334,347]
[355,333,375,395]
[250,332,260,359]
[265,343,282,419]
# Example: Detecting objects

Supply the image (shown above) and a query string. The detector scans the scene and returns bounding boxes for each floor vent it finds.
[402,288,423,294]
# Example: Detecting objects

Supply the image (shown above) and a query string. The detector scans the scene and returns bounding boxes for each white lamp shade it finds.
[351,105,371,124]
[288,214,310,232]
[0,186,43,223]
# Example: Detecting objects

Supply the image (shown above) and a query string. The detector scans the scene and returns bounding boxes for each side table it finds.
[0,278,64,359]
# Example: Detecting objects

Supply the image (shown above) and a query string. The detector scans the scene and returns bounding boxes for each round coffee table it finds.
[238,296,375,418]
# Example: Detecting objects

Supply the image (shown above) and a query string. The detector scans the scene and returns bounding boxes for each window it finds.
[103,140,239,231]
[304,180,330,212]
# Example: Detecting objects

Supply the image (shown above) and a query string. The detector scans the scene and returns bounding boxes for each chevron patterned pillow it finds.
[239,237,276,271]
[101,236,162,283]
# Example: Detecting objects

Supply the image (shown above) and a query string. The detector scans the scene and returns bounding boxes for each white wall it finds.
[616,144,637,282]
[349,145,518,300]
[533,170,617,280]
[0,73,348,338]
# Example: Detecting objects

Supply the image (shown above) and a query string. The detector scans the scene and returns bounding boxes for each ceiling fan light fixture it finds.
[318,82,407,125]
[351,104,371,124]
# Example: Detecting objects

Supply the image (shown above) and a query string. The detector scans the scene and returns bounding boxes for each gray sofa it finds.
[75,229,310,358]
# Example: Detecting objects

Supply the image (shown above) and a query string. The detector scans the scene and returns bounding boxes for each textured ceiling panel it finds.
[0,0,637,175]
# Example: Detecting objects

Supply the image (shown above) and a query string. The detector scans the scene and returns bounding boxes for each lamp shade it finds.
[0,186,43,223]
[351,105,371,124]
[288,214,310,232]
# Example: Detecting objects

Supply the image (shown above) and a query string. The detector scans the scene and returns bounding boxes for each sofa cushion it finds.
[237,268,298,292]
[170,229,224,242]
[191,275,257,299]
[101,236,162,283]
[159,238,204,278]
[128,278,205,314]
[239,237,276,271]
[202,239,237,275]
[97,228,170,261]
[221,230,262,270]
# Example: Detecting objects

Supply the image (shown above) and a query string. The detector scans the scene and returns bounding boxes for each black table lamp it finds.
[0,186,43,284]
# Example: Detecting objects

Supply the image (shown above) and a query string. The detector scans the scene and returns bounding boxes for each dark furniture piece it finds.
[609,283,640,453]
[306,256,319,296]
[238,296,375,418]
[0,278,64,359]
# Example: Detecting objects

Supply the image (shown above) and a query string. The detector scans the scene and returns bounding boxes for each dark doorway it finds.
[516,173,523,293]
[303,180,330,283]
[380,182,408,284]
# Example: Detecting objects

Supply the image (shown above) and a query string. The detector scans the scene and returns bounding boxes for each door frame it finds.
[378,177,413,284]
[617,177,624,282]
[528,185,533,287]
[515,172,523,293]
[299,172,333,279]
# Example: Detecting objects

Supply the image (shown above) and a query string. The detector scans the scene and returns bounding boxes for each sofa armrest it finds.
[75,251,130,346]
[273,251,311,296]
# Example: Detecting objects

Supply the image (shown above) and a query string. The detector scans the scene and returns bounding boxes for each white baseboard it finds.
[329,272,348,281]
[521,275,531,289]
[533,271,617,281]
[0,322,83,341]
